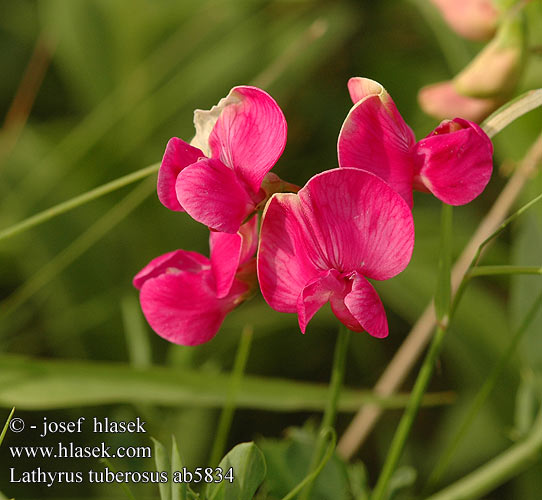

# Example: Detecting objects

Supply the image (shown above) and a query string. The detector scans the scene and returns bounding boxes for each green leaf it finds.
[386,466,417,500]
[0,354,454,412]
[171,436,188,500]
[153,437,171,500]
[206,442,266,500]
[259,426,348,500]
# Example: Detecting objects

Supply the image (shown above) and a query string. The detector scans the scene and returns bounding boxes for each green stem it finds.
[425,291,542,491]
[0,163,158,243]
[371,325,448,500]
[481,88,542,139]
[426,404,542,500]
[209,326,253,468]
[300,324,350,500]
[467,265,542,278]
[372,203,453,500]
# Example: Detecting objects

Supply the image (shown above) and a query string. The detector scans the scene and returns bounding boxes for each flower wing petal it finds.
[414,118,493,205]
[338,81,416,206]
[176,158,254,233]
[133,250,209,290]
[157,138,204,211]
[208,86,287,193]
[139,270,247,346]
[298,168,415,281]
[343,273,388,338]
[296,270,346,333]
[210,231,242,299]
[258,193,324,313]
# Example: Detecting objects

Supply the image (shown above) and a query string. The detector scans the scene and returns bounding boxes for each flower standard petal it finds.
[139,269,248,346]
[414,118,494,205]
[298,168,415,281]
[207,86,287,194]
[338,79,416,206]
[258,193,325,314]
[347,77,385,104]
[258,168,415,335]
[157,138,204,211]
[176,158,256,233]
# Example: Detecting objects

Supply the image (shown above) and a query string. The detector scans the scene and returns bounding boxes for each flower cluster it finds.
[134,81,493,345]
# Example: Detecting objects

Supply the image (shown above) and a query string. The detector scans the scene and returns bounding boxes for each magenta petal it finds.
[208,86,287,194]
[157,138,204,211]
[139,270,247,346]
[133,250,209,290]
[347,77,384,104]
[414,118,493,205]
[338,82,416,206]
[210,231,242,299]
[176,158,255,233]
[296,270,346,333]
[258,193,324,313]
[298,168,415,281]
[343,273,388,338]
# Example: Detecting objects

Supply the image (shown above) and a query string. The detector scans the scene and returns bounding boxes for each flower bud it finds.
[418,81,503,123]
[431,0,499,41]
[454,13,524,98]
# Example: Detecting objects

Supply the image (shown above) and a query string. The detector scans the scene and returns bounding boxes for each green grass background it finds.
[0,0,541,498]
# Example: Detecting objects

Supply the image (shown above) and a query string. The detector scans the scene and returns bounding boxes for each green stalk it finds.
[372,203,453,500]
[0,177,155,323]
[0,163,158,243]
[467,265,542,278]
[300,324,351,500]
[209,326,253,467]
[481,88,542,139]
[427,403,542,500]
[425,291,542,491]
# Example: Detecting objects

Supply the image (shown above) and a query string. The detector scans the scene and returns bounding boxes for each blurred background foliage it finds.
[0,0,541,498]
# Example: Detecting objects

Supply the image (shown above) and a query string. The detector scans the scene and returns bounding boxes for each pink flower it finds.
[338,77,494,207]
[257,168,414,337]
[133,217,258,346]
[430,0,498,41]
[157,86,287,233]
[418,81,502,123]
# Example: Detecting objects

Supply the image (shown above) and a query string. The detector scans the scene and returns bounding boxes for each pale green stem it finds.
[372,203,453,500]
[426,404,542,500]
[300,324,350,500]
[481,88,542,139]
[425,291,542,491]
[467,265,542,278]
[0,163,158,243]
[209,326,253,468]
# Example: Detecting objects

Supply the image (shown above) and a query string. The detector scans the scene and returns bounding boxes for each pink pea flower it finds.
[338,77,494,207]
[257,168,414,337]
[418,80,503,123]
[157,86,287,233]
[430,0,498,41]
[133,217,258,346]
